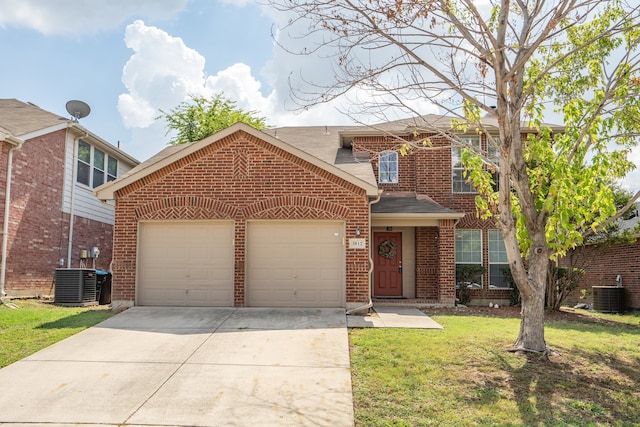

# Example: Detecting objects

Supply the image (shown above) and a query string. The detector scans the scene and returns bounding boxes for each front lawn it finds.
[350,308,640,426]
[0,299,114,368]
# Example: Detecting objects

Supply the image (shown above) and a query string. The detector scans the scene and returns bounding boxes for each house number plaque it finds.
[349,238,367,249]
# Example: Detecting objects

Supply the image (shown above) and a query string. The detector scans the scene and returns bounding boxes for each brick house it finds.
[96,117,529,311]
[0,99,139,297]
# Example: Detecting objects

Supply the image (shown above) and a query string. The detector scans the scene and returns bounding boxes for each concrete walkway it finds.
[0,307,353,427]
[346,306,444,329]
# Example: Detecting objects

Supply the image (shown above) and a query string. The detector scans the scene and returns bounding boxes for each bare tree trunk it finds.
[513,253,549,355]
[515,289,546,352]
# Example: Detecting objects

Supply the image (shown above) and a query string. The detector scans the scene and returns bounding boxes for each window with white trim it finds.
[77,140,118,188]
[452,136,480,193]
[488,229,510,289]
[379,151,398,184]
[455,229,483,288]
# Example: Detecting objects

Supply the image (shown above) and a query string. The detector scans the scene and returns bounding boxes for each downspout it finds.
[346,190,383,315]
[0,136,25,296]
[67,132,88,268]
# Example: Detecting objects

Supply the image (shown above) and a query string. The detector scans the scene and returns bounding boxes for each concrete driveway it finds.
[0,307,354,427]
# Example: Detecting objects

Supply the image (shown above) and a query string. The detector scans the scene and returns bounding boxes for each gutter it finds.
[68,122,139,166]
[0,135,25,296]
[346,190,383,315]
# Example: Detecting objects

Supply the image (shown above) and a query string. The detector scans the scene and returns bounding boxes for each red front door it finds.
[374,232,403,297]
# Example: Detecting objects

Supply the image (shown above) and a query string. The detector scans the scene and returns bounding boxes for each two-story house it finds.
[95,117,533,311]
[0,99,139,298]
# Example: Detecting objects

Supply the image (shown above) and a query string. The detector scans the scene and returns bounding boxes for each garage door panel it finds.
[139,287,186,306]
[295,269,318,281]
[321,269,341,280]
[247,221,344,308]
[138,221,234,307]
[250,288,295,306]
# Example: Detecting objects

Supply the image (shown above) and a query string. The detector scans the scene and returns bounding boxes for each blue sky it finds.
[0,0,638,192]
[0,0,355,162]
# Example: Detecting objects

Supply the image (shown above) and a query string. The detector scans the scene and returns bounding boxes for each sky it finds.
[0,0,360,162]
[0,0,638,192]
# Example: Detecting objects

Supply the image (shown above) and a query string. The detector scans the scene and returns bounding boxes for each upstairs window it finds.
[76,140,118,188]
[379,151,398,184]
[77,140,91,186]
[452,136,480,193]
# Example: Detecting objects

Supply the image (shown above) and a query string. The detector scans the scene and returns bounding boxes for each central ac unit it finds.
[54,268,97,305]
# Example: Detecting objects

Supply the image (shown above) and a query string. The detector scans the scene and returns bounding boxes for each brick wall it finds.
[111,130,371,307]
[2,130,114,296]
[355,134,503,305]
[564,241,640,310]
[415,227,439,299]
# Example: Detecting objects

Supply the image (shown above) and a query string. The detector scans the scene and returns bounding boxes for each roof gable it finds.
[95,122,380,200]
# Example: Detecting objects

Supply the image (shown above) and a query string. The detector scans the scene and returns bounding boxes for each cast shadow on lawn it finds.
[37,310,112,330]
[484,344,640,425]
[546,318,640,335]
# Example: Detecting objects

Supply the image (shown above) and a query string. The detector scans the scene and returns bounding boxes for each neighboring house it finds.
[96,118,552,311]
[0,99,139,297]
[564,207,640,310]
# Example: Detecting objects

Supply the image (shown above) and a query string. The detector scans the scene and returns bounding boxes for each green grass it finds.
[350,310,640,427]
[0,299,114,368]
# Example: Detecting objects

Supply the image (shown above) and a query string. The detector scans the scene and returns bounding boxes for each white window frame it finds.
[452,136,480,193]
[379,150,399,184]
[455,229,483,289]
[76,140,118,189]
[488,229,511,289]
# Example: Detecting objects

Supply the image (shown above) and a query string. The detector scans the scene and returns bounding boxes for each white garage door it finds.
[246,221,345,307]
[138,221,234,306]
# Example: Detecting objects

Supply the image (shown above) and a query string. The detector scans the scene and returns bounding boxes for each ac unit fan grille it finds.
[55,269,97,303]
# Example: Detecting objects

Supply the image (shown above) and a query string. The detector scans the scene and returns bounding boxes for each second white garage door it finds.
[246,221,345,307]
[138,221,234,306]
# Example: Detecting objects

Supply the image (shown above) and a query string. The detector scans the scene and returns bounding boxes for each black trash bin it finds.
[95,270,112,305]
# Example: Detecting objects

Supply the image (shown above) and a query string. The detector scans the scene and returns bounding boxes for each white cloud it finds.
[117,94,156,129]
[117,19,360,160]
[116,14,441,161]
[204,63,275,116]
[118,20,207,129]
[0,0,187,36]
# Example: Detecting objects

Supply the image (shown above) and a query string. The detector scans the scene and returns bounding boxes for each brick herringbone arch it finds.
[134,196,238,220]
[243,196,350,219]
[458,214,496,229]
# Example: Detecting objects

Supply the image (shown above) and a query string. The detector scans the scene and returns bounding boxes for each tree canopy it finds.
[157,94,268,145]
[268,0,640,356]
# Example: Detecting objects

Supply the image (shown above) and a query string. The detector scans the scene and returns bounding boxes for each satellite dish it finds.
[66,100,91,122]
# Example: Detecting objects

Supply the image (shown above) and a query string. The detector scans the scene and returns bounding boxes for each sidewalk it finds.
[346,306,443,329]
